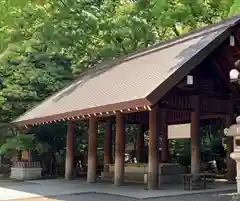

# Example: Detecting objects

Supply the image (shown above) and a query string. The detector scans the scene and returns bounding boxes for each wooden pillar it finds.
[65,121,76,180]
[160,110,168,163]
[148,105,159,189]
[87,116,98,183]
[104,120,113,172]
[136,124,144,163]
[190,95,201,174]
[114,112,125,186]
[226,113,236,182]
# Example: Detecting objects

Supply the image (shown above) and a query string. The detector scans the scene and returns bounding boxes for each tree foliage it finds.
[229,0,240,17]
[0,134,49,157]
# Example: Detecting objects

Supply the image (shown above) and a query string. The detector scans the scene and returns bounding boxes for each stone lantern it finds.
[227,64,240,194]
[226,122,240,193]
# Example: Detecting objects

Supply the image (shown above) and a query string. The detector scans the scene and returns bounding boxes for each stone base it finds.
[10,167,42,180]
[102,171,182,184]
[101,163,185,184]
[159,174,182,184]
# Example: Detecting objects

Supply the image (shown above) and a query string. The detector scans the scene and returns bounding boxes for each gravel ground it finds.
[6,191,233,201]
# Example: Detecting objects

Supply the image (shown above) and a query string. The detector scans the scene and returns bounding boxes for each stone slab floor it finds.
[0,179,236,201]
[3,191,234,201]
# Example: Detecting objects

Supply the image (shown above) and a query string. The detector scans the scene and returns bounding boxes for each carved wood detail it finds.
[196,79,214,92]
[161,93,192,111]
[168,111,190,123]
[161,93,229,115]
[201,98,230,114]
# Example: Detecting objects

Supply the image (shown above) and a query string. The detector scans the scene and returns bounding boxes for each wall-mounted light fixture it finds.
[230,35,235,46]
[187,75,193,85]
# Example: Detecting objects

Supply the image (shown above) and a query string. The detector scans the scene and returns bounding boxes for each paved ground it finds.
[56,192,232,201]
[0,179,236,201]
[6,191,234,201]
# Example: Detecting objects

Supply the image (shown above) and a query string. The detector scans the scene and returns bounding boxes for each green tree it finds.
[0,41,73,122]
[0,134,47,157]
[229,0,240,16]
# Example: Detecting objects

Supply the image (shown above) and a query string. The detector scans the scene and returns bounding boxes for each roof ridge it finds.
[75,15,240,80]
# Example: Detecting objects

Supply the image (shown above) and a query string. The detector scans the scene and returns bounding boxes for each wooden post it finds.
[190,95,201,174]
[226,113,236,182]
[136,124,144,163]
[87,116,98,183]
[114,112,125,186]
[160,110,168,163]
[148,105,159,189]
[65,121,76,180]
[104,120,113,173]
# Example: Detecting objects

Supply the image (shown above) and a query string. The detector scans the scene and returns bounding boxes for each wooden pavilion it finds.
[13,16,240,189]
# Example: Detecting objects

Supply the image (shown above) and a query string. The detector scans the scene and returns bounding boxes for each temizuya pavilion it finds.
[13,15,240,189]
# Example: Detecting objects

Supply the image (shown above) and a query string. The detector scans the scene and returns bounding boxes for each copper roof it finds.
[13,16,240,126]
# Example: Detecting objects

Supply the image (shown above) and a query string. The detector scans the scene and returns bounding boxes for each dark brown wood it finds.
[87,116,98,183]
[196,78,215,92]
[104,120,113,172]
[125,109,228,126]
[160,109,168,162]
[65,121,76,180]
[161,91,230,115]
[114,112,125,186]
[191,95,201,174]
[214,43,240,95]
[168,110,190,123]
[125,112,144,123]
[201,98,230,115]
[212,60,236,93]
[136,124,145,163]
[148,105,159,189]
[160,93,192,111]
[116,92,232,125]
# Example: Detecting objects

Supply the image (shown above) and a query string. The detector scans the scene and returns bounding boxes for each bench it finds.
[182,173,215,190]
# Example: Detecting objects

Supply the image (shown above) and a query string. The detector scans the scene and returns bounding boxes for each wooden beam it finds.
[114,112,125,186]
[65,121,76,180]
[159,103,192,112]
[104,120,113,173]
[160,93,231,114]
[201,98,230,115]
[211,60,235,93]
[160,109,168,162]
[148,105,159,189]
[191,95,201,174]
[87,116,98,183]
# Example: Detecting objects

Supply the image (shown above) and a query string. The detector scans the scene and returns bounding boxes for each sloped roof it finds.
[14,16,240,126]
